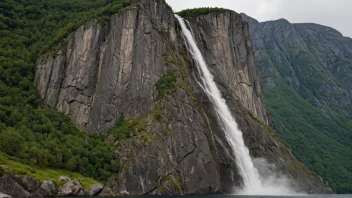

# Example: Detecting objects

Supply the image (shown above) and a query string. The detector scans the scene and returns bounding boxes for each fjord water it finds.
[175,15,294,195]
[65,196,351,198]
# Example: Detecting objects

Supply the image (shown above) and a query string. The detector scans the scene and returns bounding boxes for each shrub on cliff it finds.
[177,7,229,18]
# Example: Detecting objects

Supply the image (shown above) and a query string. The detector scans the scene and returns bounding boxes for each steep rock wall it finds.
[35,0,331,195]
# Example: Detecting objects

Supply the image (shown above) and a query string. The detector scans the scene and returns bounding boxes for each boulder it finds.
[0,192,11,198]
[59,176,71,183]
[0,176,31,198]
[87,184,103,196]
[35,180,59,197]
[98,187,118,196]
[22,176,40,193]
[60,180,85,196]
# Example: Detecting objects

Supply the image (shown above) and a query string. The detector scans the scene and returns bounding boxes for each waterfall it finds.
[175,14,295,195]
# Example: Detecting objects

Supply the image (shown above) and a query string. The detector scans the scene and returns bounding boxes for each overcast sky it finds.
[166,0,352,38]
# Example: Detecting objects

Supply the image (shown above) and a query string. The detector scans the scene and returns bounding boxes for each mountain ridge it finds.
[242,13,352,193]
[241,13,351,39]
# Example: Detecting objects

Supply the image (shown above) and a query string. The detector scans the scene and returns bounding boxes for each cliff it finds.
[242,13,352,193]
[34,0,331,195]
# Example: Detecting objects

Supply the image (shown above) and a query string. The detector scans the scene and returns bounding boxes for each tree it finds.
[66,156,80,171]
[10,109,22,125]
[0,127,24,156]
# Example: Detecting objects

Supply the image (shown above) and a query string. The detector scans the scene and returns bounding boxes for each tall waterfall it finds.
[175,15,295,195]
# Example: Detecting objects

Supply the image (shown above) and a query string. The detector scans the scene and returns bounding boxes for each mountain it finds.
[33,1,332,195]
[0,0,332,196]
[241,13,352,193]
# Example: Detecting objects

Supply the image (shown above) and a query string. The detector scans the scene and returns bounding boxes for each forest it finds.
[0,0,136,181]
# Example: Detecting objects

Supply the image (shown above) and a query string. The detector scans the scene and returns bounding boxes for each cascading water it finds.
[175,14,296,195]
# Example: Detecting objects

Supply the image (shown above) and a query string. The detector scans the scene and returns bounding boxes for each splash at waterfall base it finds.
[175,14,299,196]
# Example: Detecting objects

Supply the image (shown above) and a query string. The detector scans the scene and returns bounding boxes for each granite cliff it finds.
[34,0,331,195]
[242,13,352,193]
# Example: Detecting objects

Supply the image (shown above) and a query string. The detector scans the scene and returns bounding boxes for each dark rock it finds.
[0,176,31,198]
[22,176,40,193]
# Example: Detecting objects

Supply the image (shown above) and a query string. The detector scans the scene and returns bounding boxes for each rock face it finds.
[87,184,103,196]
[187,12,269,126]
[35,0,331,195]
[36,180,59,197]
[0,175,60,198]
[241,13,352,192]
[0,176,32,198]
[60,180,85,196]
[22,176,40,194]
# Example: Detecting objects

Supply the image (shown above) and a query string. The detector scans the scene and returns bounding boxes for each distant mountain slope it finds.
[242,13,352,193]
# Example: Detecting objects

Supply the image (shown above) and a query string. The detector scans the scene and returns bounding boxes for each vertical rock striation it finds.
[35,0,332,195]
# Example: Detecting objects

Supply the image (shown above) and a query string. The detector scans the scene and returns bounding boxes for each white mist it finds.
[175,14,296,195]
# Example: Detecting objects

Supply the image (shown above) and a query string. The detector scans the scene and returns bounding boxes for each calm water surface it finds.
[59,195,352,198]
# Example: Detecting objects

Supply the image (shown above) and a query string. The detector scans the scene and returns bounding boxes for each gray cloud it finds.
[166,0,352,38]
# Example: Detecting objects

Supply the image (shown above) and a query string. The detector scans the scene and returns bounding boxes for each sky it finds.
[166,0,352,38]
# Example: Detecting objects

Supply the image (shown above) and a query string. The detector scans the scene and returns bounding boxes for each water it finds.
[61,195,350,198]
[174,15,294,195]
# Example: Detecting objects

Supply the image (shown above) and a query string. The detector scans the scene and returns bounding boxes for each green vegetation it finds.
[250,21,352,192]
[177,7,230,18]
[155,113,163,122]
[108,109,164,142]
[0,107,117,181]
[108,114,139,140]
[155,72,177,98]
[0,152,99,188]
[256,57,352,193]
[0,0,137,182]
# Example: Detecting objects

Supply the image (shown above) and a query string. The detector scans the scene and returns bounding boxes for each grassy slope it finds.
[0,152,99,188]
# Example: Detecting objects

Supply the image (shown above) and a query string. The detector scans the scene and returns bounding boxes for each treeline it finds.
[0,0,136,181]
[177,7,229,18]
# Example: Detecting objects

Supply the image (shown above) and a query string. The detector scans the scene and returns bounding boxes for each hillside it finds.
[0,0,332,196]
[0,0,138,188]
[242,13,352,193]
